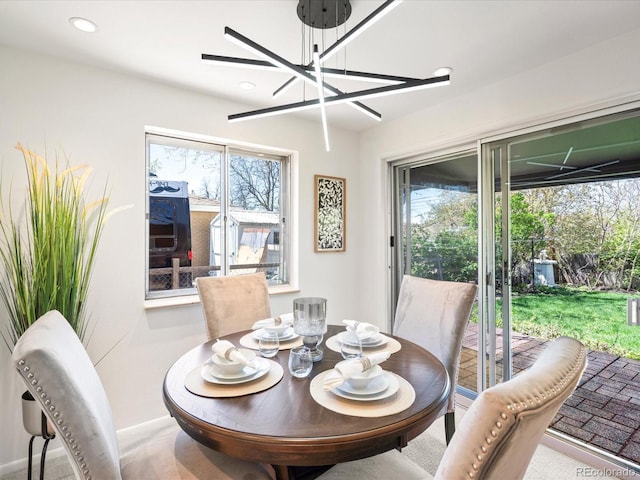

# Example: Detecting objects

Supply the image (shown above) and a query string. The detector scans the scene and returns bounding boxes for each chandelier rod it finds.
[228,74,450,123]
[224,26,382,121]
[273,0,402,98]
[313,45,331,151]
[201,54,420,84]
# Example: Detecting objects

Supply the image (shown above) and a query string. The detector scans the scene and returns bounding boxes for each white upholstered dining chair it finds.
[12,310,272,480]
[393,275,477,444]
[319,335,587,480]
[195,272,271,340]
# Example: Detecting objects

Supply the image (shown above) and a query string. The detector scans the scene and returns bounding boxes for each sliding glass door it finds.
[482,110,640,470]
[391,107,640,472]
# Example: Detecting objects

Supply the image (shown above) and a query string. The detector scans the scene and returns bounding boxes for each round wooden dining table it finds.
[163,325,450,480]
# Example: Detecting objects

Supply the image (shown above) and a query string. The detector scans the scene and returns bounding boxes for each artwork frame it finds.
[314,175,346,253]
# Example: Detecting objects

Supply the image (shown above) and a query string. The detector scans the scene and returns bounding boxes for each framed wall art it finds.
[314,174,346,252]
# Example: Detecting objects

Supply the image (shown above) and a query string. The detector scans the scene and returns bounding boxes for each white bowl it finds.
[263,323,291,336]
[345,364,384,390]
[211,348,256,375]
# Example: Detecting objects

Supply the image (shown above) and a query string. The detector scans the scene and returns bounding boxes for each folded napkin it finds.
[211,339,253,366]
[342,320,380,339]
[251,312,294,330]
[322,351,391,391]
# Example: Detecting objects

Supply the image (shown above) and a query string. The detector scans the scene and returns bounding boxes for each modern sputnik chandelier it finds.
[202,0,451,151]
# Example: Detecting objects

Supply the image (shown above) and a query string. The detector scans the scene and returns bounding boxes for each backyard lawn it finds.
[494,287,640,360]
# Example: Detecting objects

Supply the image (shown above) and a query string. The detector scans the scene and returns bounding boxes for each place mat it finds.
[239,331,303,351]
[325,333,402,355]
[184,359,283,398]
[309,370,415,417]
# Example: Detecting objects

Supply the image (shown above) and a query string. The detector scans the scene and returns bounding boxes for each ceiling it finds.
[1,0,640,133]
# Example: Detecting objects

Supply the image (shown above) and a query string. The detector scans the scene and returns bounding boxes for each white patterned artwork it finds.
[314,175,346,252]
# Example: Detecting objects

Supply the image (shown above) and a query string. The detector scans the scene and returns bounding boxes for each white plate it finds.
[210,363,259,380]
[332,372,399,401]
[201,358,270,385]
[359,334,386,346]
[338,373,389,396]
[253,327,297,341]
[337,331,387,348]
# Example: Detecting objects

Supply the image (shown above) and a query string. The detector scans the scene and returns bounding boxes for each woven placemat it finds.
[185,359,283,398]
[325,333,402,355]
[309,370,415,417]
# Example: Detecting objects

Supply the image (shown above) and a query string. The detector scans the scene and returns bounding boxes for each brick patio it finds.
[459,324,640,466]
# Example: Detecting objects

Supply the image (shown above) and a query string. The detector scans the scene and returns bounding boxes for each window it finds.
[145,131,291,299]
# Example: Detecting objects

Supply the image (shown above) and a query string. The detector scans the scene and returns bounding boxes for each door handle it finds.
[504,260,511,286]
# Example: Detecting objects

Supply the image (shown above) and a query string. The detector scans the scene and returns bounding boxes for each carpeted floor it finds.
[1,414,623,480]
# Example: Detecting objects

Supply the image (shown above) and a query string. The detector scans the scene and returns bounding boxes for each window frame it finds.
[144,127,296,303]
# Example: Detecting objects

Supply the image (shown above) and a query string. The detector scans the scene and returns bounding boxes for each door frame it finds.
[478,141,515,390]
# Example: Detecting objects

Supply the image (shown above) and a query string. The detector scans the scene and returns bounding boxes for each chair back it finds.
[196,272,271,340]
[434,336,587,480]
[393,275,477,412]
[12,310,122,480]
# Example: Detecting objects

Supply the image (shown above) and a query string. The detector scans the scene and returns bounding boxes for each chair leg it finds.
[445,411,455,445]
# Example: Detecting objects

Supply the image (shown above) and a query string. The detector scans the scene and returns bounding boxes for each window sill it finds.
[144,294,201,310]
[144,285,299,310]
[267,284,300,296]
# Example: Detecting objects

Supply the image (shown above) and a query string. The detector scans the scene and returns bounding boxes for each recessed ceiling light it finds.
[69,17,98,33]
[239,81,256,90]
[434,67,453,77]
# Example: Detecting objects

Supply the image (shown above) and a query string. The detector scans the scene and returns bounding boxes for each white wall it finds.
[0,45,361,467]
[355,27,640,331]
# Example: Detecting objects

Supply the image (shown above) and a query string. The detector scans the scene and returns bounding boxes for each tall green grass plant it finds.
[0,143,111,349]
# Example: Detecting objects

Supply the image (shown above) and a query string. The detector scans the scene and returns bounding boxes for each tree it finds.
[229,155,280,211]
[508,192,552,263]
[199,176,221,201]
[149,144,221,200]
[596,180,640,290]
[409,191,478,283]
